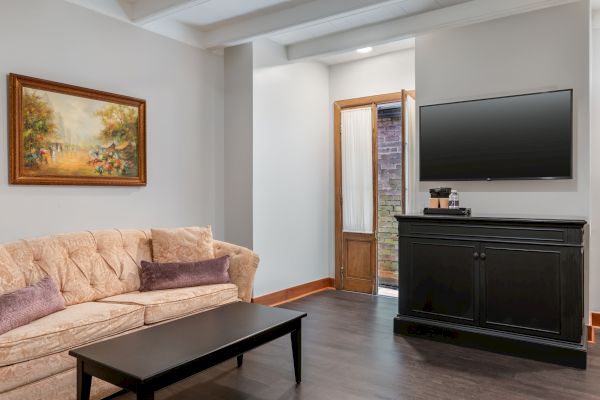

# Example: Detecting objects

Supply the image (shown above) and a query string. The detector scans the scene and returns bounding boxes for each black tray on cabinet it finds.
[423,207,471,216]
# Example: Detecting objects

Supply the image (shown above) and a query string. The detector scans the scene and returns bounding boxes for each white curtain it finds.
[341,107,373,233]
[405,95,418,213]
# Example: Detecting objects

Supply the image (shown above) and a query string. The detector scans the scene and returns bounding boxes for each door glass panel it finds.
[341,107,373,234]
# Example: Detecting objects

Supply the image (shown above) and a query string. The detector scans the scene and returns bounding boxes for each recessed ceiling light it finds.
[356,47,373,54]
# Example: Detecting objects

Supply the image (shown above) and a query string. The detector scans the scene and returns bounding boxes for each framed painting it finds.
[8,74,146,186]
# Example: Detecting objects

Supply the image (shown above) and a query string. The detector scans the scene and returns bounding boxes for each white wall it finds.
[224,43,253,248]
[0,0,224,243]
[415,2,590,217]
[252,41,331,296]
[590,12,600,312]
[329,50,415,102]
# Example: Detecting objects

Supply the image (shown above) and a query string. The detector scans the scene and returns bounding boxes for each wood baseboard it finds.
[587,312,600,343]
[252,277,335,306]
[592,312,600,328]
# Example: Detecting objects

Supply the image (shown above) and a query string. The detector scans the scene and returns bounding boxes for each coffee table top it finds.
[69,301,306,381]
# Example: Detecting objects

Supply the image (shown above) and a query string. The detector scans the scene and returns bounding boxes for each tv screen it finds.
[419,90,573,181]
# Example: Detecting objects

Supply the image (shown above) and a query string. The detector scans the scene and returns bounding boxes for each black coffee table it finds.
[69,302,307,400]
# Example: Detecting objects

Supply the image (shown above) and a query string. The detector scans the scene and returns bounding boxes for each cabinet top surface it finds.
[395,213,586,226]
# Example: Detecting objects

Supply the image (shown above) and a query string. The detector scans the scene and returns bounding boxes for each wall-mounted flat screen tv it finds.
[419,89,573,181]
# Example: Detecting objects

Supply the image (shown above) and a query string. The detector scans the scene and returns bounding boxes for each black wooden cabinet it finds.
[394,214,586,368]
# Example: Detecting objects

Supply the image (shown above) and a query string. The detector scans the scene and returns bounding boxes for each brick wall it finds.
[377,107,402,288]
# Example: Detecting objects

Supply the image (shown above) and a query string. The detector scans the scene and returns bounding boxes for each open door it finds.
[335,92,414,294]
[339,105,377,293]
[334,93,403,294]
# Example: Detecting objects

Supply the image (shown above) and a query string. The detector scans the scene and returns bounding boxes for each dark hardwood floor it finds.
[114,290,600,400]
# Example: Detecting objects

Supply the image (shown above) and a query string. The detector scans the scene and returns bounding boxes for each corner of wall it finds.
[224,43,254,248]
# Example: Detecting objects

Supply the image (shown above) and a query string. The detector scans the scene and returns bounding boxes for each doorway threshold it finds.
[378,286,398,297]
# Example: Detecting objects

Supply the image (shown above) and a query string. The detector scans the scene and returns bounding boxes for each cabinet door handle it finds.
[480,252,486,260]
[473,252,479,259]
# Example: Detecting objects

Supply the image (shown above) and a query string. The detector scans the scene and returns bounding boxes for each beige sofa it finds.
[0,229,259,400]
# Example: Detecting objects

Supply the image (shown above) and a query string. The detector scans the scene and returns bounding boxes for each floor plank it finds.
[114,290,600,400]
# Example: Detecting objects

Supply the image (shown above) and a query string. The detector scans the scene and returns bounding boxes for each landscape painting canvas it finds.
[9,74,146,185]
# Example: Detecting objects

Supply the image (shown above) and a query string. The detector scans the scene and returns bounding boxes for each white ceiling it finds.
[65,0,581,65]
[315,37,416,65]
[170,0,314,29]
[270,0,470,45]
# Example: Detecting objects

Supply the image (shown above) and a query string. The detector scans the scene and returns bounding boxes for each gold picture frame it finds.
[9,74,146,186]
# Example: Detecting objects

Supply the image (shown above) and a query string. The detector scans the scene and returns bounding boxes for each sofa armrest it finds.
[213,240,259,302]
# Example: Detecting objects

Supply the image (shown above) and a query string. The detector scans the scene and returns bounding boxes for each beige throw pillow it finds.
[151,226,215,263]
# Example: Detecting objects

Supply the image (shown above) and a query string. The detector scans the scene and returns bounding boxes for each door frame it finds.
[334,92,405,291]
[403,90,415,212]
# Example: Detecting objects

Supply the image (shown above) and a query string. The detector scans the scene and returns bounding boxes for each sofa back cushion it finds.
[0,230,151,306]
[0,247,27,295]
[150,226,215,263]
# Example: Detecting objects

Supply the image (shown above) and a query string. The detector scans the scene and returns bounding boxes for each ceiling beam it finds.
[143,18,206,48]
[131,0,211,25]
[203,0,397,49]
[64,0,133,22]
[286,0,580,60]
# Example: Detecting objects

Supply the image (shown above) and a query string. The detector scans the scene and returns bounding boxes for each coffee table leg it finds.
[137,387,154,400]
[237,354,244,367]
[76,360,92,400]
[291,323,301,384]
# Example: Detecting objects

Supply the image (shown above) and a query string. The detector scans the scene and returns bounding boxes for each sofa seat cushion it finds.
[98,283,239,324]
[0,350,74,393]
[0,366,121,400]
[0,302,144,366]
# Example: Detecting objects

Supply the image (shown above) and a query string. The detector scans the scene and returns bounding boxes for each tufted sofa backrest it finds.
[0,230,151,306]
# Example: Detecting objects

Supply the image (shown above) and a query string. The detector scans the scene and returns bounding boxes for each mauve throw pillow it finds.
[0,276,66,335]
[139,255,231,292]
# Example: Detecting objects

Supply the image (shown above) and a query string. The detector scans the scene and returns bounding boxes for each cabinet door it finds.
[479,243,582,342]
[406,239,479,325]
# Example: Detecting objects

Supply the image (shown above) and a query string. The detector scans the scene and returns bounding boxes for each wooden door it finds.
[337,104,377,293]
[334,93,403,294]
[341,232,376,292]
